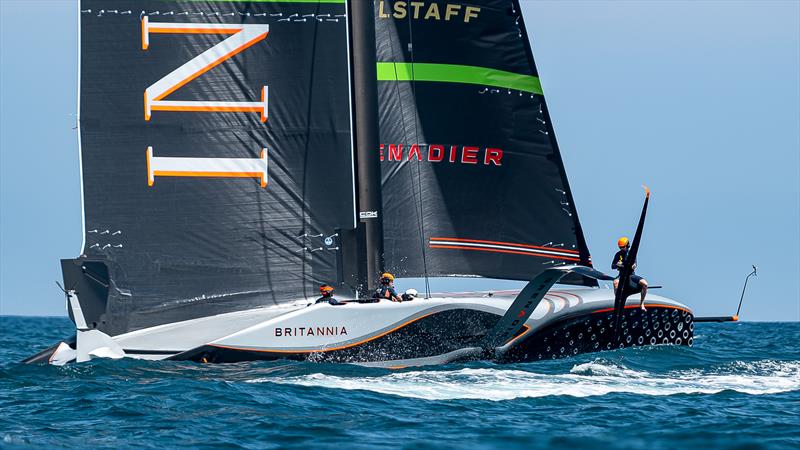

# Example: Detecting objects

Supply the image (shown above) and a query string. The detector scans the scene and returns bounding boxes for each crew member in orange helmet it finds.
[373,272,402,302]
[315,284,343,305]
[611,237,649,310]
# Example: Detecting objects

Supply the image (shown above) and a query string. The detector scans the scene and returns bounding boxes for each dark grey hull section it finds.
[500,305,693,363]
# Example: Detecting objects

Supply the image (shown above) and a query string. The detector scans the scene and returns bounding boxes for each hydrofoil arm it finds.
[482,265,614,357]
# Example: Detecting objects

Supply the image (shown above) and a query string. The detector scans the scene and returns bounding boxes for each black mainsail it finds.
[70,0,355,335]
[373,0,593,283]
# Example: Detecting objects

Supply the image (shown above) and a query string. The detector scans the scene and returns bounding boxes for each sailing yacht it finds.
[25,0,693,366]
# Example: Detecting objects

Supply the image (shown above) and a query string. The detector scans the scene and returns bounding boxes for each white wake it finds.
[247,360,800,401]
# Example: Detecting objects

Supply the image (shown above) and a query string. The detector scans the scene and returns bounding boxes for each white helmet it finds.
[404,288,418,298]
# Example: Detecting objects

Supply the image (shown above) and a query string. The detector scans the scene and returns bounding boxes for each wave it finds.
[247,360,800,401]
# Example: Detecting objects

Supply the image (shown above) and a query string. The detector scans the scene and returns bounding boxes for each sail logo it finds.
[377,1,481,23]
[146,146,268,188]
[380,144,502,166]
[141,17,269,122]
[141,17,270,188]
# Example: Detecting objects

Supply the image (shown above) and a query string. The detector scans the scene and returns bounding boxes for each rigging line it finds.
[405,11,431,299]
[736,265,757,318]
[298,2,322,301]
[386,16,429,298]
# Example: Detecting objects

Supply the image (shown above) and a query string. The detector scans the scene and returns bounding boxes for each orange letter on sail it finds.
[142,16,269,122]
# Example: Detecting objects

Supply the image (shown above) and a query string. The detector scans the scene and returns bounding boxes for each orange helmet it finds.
[617,237,629,248]
[319,284,334,295]
[381,272,395,283]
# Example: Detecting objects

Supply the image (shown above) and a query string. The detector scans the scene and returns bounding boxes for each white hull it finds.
[42,286,694,367]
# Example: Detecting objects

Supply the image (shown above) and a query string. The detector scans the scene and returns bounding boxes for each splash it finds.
[249,360,800,401]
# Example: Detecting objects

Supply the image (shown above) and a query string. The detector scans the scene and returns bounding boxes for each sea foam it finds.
[249,360,800,401]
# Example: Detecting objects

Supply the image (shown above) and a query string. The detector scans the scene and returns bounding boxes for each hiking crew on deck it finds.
[612,237,649,310]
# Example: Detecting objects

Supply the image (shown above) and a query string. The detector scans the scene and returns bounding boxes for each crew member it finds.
[315,284,343,305]
[374,273,402,302]
[612,237,648,310]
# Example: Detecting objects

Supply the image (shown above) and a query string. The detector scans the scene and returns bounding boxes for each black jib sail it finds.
[69,0,355,335]
[374,0,594,283]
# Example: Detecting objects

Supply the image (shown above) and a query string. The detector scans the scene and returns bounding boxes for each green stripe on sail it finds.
[376,62,543,94]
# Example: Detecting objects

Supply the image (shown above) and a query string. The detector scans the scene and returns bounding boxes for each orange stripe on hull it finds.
[503,324,532,347]
[592,304,692,315]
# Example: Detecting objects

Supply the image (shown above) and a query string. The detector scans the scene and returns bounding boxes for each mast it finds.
[349,0,384,292]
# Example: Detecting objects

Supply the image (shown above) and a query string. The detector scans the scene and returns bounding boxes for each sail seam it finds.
[403,14,432,298]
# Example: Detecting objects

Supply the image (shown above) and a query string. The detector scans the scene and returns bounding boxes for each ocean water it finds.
[0,317,798,449]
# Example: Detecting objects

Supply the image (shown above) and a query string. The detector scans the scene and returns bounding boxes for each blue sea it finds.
[0,317,798,449]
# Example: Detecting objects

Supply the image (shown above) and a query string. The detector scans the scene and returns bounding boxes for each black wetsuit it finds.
[612,249,643,290]
[315,295,343,305]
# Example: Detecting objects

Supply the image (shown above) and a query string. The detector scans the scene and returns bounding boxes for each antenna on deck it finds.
[695,265,757,322]
[735,265,757,319]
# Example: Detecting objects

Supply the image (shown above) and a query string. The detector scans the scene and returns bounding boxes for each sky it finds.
[1,0,798,321]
